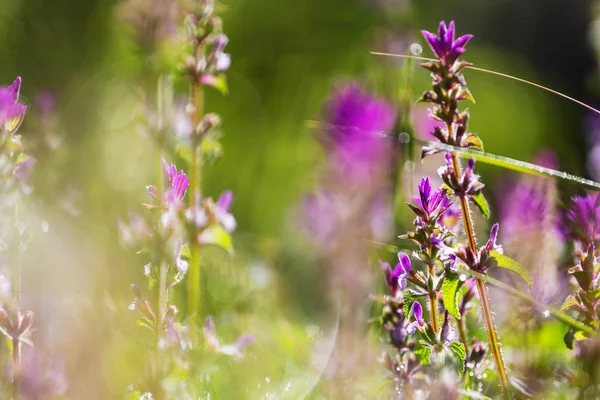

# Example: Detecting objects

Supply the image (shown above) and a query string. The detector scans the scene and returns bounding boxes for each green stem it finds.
[188,80,204,336]
[428,264,439,333]
[451,153,511,399]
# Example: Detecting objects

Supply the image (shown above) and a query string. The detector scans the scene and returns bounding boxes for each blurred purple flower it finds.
[325,83,396,185]
[20,351,67,399]
[203,316,254,360]
[421,21,473,66]
[0,77,28,133]
[379,252,411,297]
[412,106,444,140]
[565,192,600,247]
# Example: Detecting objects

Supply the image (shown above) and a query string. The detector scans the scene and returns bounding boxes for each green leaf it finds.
[418,140,600,191]
[199,224,233,254]
[448,341,466,375]
[489,250,532,287]
[560,295,579,312]
[414,345,432,366]
[470,192,490,219]
[574,330,590,341]
[442,272,464,319]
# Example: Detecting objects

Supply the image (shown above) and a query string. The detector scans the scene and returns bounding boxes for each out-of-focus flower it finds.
[421,21,473,67]
[19,351,67,400]
[215,190,236,232]
[0,77,27,133]
[325,83,396,185]
[203,317,254,360]
[379,252,411,297]
[498,150,562,301]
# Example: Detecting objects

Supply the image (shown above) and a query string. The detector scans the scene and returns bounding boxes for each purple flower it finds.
[379,252,411,297]
[161,159,189,207]
[565,193,600,247]
[406,301,426,335]
[216,190,236,232]
[325,83,396,185]
[438,154,484,197]
[421,21,473,66]
[0,77,28,133]
[453,223,503,272]
[407,177,452,223]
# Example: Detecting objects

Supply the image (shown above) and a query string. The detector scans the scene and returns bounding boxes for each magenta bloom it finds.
[0,77,28,133]
[408,177,453,223]
[380,252,411,297]
[406,301,426,335]
[421,21,473,66]
[160,159,189,207]
[325,83,396,184]
[565,193,600,246]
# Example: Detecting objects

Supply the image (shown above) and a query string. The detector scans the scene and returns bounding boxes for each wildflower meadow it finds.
[1,0,600,398]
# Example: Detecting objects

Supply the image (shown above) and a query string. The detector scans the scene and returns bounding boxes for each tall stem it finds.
[428,264,439,333]
[188,79,204,335]
[456,316,469,355]
[450,152,510,398]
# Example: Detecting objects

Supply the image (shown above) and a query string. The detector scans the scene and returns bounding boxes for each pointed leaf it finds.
[198,224,233,254]
[560,295,579,312]
[461,134,484,151]
[448,341,466,375]
[442,272,464,319]
[489,250,532,287]
[470,192,490,219]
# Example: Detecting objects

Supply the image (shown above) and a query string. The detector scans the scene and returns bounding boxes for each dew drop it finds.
[482,373,488,379]
[284,382,292,392]
[399,132,410,144]
[265,376,270,383]
[459,274,467,282]
[477,374,482,379]
[542,310,550,318]
[469,371,474,377]
[410,43,423,56]
[41,220,49,233]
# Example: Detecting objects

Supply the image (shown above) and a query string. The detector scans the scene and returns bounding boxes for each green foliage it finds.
[447,341,466,375]
[442,271,464,319]
[414,342,433,366]
[470,192,490,219]
[489,250,532,287]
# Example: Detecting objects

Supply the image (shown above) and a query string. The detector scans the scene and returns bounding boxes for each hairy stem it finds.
[451,153,510,398]
[428,264,439,333]
[156,260,168,352]
[188,78,204,335]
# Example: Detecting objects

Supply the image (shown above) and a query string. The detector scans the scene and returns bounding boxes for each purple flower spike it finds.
[0,77,28,133]
[565,193,600,247]
[421,21,473,66]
